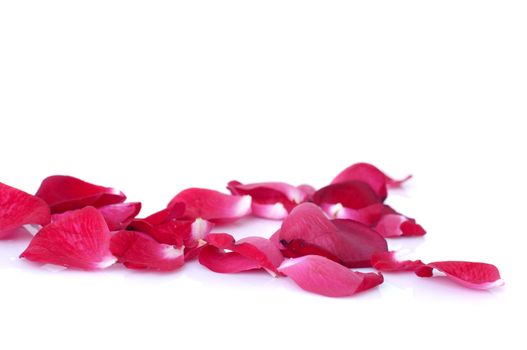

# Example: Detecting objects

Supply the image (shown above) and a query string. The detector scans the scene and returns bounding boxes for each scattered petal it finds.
[110,230,184,271]
[168,188,251,223]
[98,202,142,231]
[36,175,126,213]
[278,203,388,267]
[371,251,426,272]
[227,181,313,219]
[199,233,284,275]
[20,206,116,270]
[331,163,412,199]
[278,255,383,297]
[1,182,51,238]
[313,181,382,210]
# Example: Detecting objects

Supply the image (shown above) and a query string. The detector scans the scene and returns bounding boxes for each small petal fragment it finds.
[98,202,142,231]
[36,176,126,213]
[371,251,426,272]
[168,188,251,223]
[110,230,184,271]
[20,206,115,270]
[227,181,313,219]
[278,255,383,297]
[1,182,51,238]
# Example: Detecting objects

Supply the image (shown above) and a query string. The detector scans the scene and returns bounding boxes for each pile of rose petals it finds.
[0,163,503,297]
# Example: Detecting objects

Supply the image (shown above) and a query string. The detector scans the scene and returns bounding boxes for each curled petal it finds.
[20,207,115,270]
[227,181,313,219]
[372,251,503,290]
[141,203,186,226]
[1,182,51,238]
[98,202,142,231]
[278,203,387,268]
[278,255,383,297]
[313,181,381,210]
[374,213,426,237]
[199,233,284,275]
[331,163,412,199]
[110,230,184,271]
[36,175,126,213]
[168,188,251,223]
[417,261,504,290]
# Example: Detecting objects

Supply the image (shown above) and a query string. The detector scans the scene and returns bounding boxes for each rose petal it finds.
[168,188,251,223]
[277,255,383,297]
[372,251,503,290]
[416,261,504,290]
[110,230,184,271]
[278,203,388,267]
[98,202,142,231]
[35,175,126,213]
[199,233,284,275]
[20,206,116,270]
[313,181,382,210]
[1,182,51,238]
[374,213,426,237]
[227,181,313,219]
[331,163,412,199]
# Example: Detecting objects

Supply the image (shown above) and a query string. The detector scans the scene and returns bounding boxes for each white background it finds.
[1,1,526,349]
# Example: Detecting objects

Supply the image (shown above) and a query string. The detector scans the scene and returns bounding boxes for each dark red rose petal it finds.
[277,255,384,297]
[331,163,412,199]
[227,181,314,219]
[110,230,184,271]
[278,203,388,268]
[1,182,51,238]
[98,202,142,231]
[372,251,503,289]
[35,175,126,213]
[168,188,251,223]
[20,206,115,270]
[199,233,284,275]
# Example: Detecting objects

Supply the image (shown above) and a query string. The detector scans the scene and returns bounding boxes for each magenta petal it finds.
[35,176,126,213]
[278,255,383,297]
[313,181,382,210]
[331,163,412,199]
[374,213,426,237]
[1,182,51,238]
[168,188,251,223]
[20,207,115,270]
[419,261,504,290]
[98,202,142,231]
[227,181,313,219]
[110,230,184,271]
[199,233,284,275]
[278,203,387,268]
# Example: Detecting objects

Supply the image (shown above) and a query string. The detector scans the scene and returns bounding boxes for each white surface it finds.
[1,1,526,349]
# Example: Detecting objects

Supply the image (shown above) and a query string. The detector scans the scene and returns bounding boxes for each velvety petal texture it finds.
[98,202,142,231]
[168,188,251,223]
[278,255,384,297]
[227,181,314,219]
[278,203,388,267]
[199,233,283,275]
[20,206,116,270]
[36,176,126,213]
[110,230,184,271]
[1,182,51,237]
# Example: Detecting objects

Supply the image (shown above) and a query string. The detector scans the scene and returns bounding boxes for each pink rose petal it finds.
[278,203,388,267]
[227,181,313,219]
[35,175,126,213]
[199,233,284,275]
[331,162,412,199]
[278,255,383,297]
[98,202,142,231]
[1,182,51,238]
[168,188,251,223]
[20,206,116,270]
[372,251,503,289]
[110,230,184,271]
